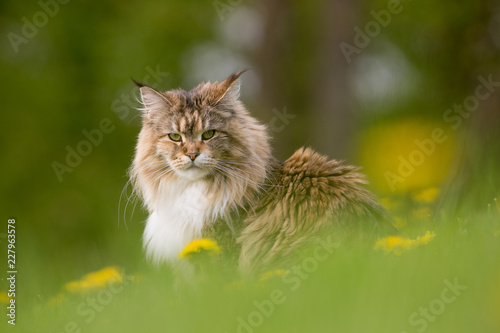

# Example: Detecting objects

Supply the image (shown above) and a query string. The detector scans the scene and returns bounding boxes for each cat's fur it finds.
[131,70,393,274]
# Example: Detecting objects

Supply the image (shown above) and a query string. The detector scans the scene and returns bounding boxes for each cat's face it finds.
[149,100,238,181]
[132,71,272,214]
[135,70,270,184]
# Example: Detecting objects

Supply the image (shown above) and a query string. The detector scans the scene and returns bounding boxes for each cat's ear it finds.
[210,69,249,105]
[136,82,173,116]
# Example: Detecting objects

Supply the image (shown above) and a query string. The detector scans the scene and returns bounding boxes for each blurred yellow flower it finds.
[178,238,221,259]
[359,119,454,194]
[64,266,122,294]
[412,187,440,203]
[0,292,10,304]
[374,231,436,254]
[259,269,289,282]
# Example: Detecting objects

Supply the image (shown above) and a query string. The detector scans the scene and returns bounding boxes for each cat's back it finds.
[254,147,388,225]
[238,147,394,273]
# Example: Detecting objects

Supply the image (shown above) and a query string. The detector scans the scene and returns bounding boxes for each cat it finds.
[130,70,394,275]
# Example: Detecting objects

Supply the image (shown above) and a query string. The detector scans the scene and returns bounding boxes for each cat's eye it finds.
[201,130,215,140]
[168,133,182,142]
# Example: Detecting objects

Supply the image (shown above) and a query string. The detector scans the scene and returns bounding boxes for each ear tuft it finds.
[139,86,172,115]
[211,69,250,105]
[131,77,146,88]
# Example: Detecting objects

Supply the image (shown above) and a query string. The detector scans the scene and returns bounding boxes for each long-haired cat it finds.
[131,70,394,275]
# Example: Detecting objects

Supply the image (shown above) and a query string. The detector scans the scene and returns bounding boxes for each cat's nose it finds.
[185,152,200,161]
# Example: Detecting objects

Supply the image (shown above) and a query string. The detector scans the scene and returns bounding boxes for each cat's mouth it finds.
[175,161,210,180]
[175,162,200,171]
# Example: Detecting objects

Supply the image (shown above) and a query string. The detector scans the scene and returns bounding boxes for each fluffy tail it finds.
[238,147,396,274]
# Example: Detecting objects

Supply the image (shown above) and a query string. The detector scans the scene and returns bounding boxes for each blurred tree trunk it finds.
[311,0,360,160]
[253,0,360,161]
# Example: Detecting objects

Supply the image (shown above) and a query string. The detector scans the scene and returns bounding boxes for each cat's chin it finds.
[175,166,210,181]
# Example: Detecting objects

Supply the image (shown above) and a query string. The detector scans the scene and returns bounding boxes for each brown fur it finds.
[131,70,394,274]
[237,147,393,273]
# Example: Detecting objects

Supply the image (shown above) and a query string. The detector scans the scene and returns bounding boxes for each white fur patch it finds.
[143,178,231,264]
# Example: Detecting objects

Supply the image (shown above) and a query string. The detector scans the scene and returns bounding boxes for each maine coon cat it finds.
[131,70,393,274]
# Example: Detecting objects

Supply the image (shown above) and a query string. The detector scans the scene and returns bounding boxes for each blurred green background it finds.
[1,0,499,332]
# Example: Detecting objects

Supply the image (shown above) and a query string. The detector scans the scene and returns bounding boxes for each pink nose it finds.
[185,152,200,161]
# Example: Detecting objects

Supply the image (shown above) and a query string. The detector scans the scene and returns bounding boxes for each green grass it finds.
[4,205,500,333]
[2,173,500,333]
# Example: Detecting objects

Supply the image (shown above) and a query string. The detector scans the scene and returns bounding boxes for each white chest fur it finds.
[142,179,230,264]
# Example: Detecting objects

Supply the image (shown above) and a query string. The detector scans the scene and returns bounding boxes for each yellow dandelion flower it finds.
[0,292,10,304]
[259,269,289,282]
[64,266,122,294]
[374,231,436,254]
[178,239,221,259]
[412,187,440,203]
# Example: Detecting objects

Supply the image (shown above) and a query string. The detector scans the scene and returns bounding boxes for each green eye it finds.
[202,130,215,140]
[168,133,182,142]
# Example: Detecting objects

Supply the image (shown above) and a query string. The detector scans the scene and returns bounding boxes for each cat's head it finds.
[132,70,272,208]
